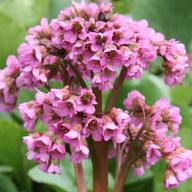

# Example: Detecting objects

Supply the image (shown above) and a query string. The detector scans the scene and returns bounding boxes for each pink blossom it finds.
[145,142,161,167]
[83,117,103,141]
[124,90,145,110]
[47,162,61,174]
[133,166,145,176]
[152,98,182,133]
[76,89,96,114]
[63,17,87,44]
[89,32,111,52]
[53,99,77,118]
[164,169,179,189]
[63,130,81,147]
[19,101,40,131]
[103,121,126,144]
[102,45,123,68]
[71,145,89,163]
[50,142,66,160]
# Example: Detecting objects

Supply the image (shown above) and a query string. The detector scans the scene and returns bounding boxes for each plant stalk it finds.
[73,163,87,192]
[90,88,108,192]
[106,66,127,111]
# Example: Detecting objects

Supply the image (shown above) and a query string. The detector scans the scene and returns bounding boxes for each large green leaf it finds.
[49,0,71,19]
[131,0,192,47]
[0,119,30,190]
[29,162,76,192]
[112,0,135,14]
[0,166,13,174]
[170,85,192,128]
[0,173,18,192]
[125,170,154,192]
[29,156,114,192]
[0,0,50,67]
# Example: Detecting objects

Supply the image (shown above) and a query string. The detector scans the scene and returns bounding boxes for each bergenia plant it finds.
[0,0,191,191]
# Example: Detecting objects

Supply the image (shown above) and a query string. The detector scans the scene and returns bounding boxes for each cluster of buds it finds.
[0,0,191,190]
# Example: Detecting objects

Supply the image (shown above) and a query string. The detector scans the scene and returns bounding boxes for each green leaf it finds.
[29,156,114,192]
[49,0,71,19]
[17,89,35,104]
[0,119,29,190]
[0,166,13,174]
[115,73,171,109]
[0,0,50,67]
[171,85,192,105]
[0,173,18,192]
[112,0,135,14]
[131,0,192,47]
[170,85,192,128]
[125,170,154,192]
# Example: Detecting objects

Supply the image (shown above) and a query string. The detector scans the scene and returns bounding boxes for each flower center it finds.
[88,119,98,130]
[72,22,83,33]
[80,93,93,105]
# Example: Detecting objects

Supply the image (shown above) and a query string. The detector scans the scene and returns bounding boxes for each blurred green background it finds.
[0,0,192,191]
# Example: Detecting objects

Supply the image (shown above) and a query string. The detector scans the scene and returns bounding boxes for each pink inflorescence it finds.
[0,0,191,189]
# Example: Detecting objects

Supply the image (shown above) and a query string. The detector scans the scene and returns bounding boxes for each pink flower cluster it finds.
[0,0,191,190]
[0,56,20,112]
[0,0,189,112]
[123,91,192,189]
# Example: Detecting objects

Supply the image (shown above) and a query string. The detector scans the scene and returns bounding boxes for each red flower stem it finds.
[73,163,87,192]
[115,144,121,181]
[89,88,108,192]
[106,66,127,111]
[70,146,87,192]
[113,153,143,192]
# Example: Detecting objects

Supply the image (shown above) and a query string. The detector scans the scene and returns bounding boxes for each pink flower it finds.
[47,162,61,174]
[49,87,70,104]
[103,121,126,144]
[27,17,52,47]
[145,142,161,167]
[50,142,66,160]
[6,55,20,76]
[76,89,96,114]
[124,90,145,110]
[63,130,81,147]
[83,117,103,141]
[89,32,111,52]
[161,137,181,154]
[23,133,52,163]
[159,39,188,85]
[71,145,89,163]
[164,169,179,189]
[152,98,182,133]
[102,45,123,68]
[133,166,145,176]
[19,101,40,131]
[88,55,104,73]
[167,149,192,183]
[110,108,130,128]
[63,17,87,44]
[53,99,77,118]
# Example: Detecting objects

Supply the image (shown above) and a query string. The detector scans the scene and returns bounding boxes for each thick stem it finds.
[73,163,87,192]
[106,66,127,111]
[90,88,108,192]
